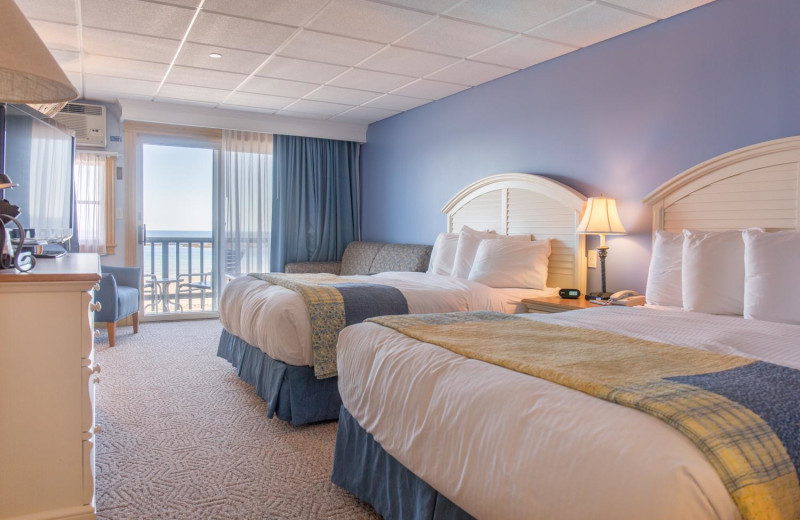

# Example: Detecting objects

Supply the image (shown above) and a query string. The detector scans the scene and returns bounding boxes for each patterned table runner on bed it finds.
[367,311,800,520]
[250,273,408,378]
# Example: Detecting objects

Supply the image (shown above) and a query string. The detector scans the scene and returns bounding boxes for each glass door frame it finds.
[124,122,223,322]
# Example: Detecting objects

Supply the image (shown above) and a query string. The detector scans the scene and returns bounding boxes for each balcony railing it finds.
[143,234,214,313]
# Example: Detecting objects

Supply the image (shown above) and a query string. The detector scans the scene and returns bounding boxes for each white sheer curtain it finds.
[222,130,272,275]
[29,120,72,233]
[73,152,108,254]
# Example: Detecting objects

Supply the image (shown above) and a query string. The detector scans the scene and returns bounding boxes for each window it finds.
[74,152,115,254]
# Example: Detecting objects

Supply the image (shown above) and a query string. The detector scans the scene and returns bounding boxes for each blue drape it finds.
[270,135,360,272]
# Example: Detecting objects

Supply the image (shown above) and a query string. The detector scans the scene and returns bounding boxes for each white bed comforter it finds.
[218,272,555,366]
[337,307,800,520]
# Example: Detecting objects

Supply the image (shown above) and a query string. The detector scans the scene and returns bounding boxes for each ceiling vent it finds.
[53,102,107,148]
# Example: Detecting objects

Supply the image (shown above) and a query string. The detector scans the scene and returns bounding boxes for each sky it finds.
[143,144,213,232]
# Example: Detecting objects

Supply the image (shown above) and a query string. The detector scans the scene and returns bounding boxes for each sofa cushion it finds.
[369,243,432,274]
[340,241,384,275]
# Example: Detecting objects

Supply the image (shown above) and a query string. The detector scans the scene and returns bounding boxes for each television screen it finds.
[1,104,75,241]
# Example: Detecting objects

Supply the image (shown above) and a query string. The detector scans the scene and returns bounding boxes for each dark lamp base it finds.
[585,291,613,301]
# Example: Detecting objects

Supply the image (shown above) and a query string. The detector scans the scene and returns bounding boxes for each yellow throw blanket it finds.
[368,311,800,520]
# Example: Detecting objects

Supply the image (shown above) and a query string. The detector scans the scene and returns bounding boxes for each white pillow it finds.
[743,229,800,324]
[427,232,459,276]
[645,230,684,307]
[450,226,496,279]
[681,230,745,315]
[469,239,551,289]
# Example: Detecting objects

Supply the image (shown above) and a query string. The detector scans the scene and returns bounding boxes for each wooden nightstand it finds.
[522,296,601,313]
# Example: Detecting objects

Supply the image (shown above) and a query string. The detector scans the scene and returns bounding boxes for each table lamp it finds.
[576,196,626,300]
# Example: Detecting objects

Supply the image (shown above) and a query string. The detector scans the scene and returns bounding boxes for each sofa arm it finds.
[94,273,119,322]
[285,261,342,275]
[101,265,142,291]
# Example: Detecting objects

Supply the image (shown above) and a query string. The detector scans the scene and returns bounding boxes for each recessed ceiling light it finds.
[209,52,222,59]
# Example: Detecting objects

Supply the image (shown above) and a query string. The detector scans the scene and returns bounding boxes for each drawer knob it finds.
[92,425,102,435]
[90,302,102,312]
[93,376,101,384]
[92,364,101,374]
[93,283,101,291]
[94,329,100,338]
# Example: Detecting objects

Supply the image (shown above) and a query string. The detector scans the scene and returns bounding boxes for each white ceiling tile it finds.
[360,47,459,77]
[157,0,202,6]
[239,77,319,97]
[391,79,467,100]
[329,68,414,92]
[256,57,349,84]
[396,18,513,58]
[152,97,219,108]
[602,0,715,19]
[283,99,353,116]
[82,28,180,63]
[471,35,574,69]
[447,0,590,33]
[83,73,160,97]
[50,49,82,73]
[528,4,654,48]
[279,31,384,67]
[157,84,230,103]
[83,55,168,81]
[15,0,77,24]
[306,86,382,105]
[218,103,278,115]
[309,0,433,44]
[426,59,516,86]
[363,94,429,111]
[330,106,400,123]
[81,0,195,40]
[84,90,152,103]
[275,110,332,120]
[225,92,295,110]
[166,66,248,90]
[187,11,297,54]
[176,43,268,74]
[29,20,79,52]
[202,0,329,26]
[65,71,82,92]
[377,0,462,14]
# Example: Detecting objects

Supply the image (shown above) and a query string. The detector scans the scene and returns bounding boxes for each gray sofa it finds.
[285,241,432,275]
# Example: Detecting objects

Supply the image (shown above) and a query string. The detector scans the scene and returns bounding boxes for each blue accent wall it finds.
[360,0,800,293]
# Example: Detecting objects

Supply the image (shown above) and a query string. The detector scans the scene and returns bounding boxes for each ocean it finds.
[144,230,213,280]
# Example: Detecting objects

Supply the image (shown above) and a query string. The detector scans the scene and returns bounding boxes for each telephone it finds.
[608,290,646,306]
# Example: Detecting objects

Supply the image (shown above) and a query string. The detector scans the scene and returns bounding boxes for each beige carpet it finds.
[94,319,379,520]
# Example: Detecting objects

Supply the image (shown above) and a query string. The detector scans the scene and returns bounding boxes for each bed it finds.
[331,136,800,519]
[217,173,588,425]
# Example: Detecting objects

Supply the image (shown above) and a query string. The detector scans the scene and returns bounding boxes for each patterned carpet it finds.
[94,319,378,520]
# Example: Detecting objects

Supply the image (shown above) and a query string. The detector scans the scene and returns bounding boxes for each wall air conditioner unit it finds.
[53,102,107,148]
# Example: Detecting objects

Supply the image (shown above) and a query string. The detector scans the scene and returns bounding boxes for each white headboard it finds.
[442,173,587,293]
[643,136,800,234]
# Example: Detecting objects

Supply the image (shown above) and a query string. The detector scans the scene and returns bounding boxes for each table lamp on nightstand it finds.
[576,196,626,301]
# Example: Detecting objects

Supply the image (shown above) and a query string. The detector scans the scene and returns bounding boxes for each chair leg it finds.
[108,322,117,347]
[133,312,140,334]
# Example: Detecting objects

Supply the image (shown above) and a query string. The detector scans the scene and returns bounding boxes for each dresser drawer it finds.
[82,435,96,506]
[81,363,99,432]
[81,291,96,359]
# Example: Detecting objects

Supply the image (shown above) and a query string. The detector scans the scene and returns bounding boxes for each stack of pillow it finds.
[645,228,799,324]
[427,225,552,289]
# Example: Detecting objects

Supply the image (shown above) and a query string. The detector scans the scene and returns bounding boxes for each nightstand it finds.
[522,296,600,313]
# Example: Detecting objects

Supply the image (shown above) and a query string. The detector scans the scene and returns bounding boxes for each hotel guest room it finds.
[1,0,798,519]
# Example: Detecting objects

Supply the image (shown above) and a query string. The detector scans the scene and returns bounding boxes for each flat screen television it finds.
[0,103,75,243]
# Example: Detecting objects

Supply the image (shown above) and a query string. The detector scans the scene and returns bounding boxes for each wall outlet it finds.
[587,250,597,268]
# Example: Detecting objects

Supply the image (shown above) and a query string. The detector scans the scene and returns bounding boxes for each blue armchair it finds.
[94,265,141,347]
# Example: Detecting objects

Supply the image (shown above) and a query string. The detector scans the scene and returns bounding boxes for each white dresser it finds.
[0,254,101,520]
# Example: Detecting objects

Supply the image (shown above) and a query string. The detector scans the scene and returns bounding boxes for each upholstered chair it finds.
[94,265,141,347]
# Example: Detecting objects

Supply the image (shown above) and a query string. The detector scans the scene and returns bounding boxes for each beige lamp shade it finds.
[576,196,626,244]
[0,0,78,103]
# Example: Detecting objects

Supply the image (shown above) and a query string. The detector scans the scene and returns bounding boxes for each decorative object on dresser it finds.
[522,295,599,313]
[576,196,627,300]
[93,265,142,347]
[0,253,101,520]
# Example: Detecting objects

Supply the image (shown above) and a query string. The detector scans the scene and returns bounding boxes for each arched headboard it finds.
[442,173,587,293]
[643,136,800,234]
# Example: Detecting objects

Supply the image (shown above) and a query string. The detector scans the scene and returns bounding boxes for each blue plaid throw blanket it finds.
[250,273,408,378]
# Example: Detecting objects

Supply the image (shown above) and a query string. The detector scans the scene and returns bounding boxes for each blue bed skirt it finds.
[216,329,341,425]
[332,406,475,520]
